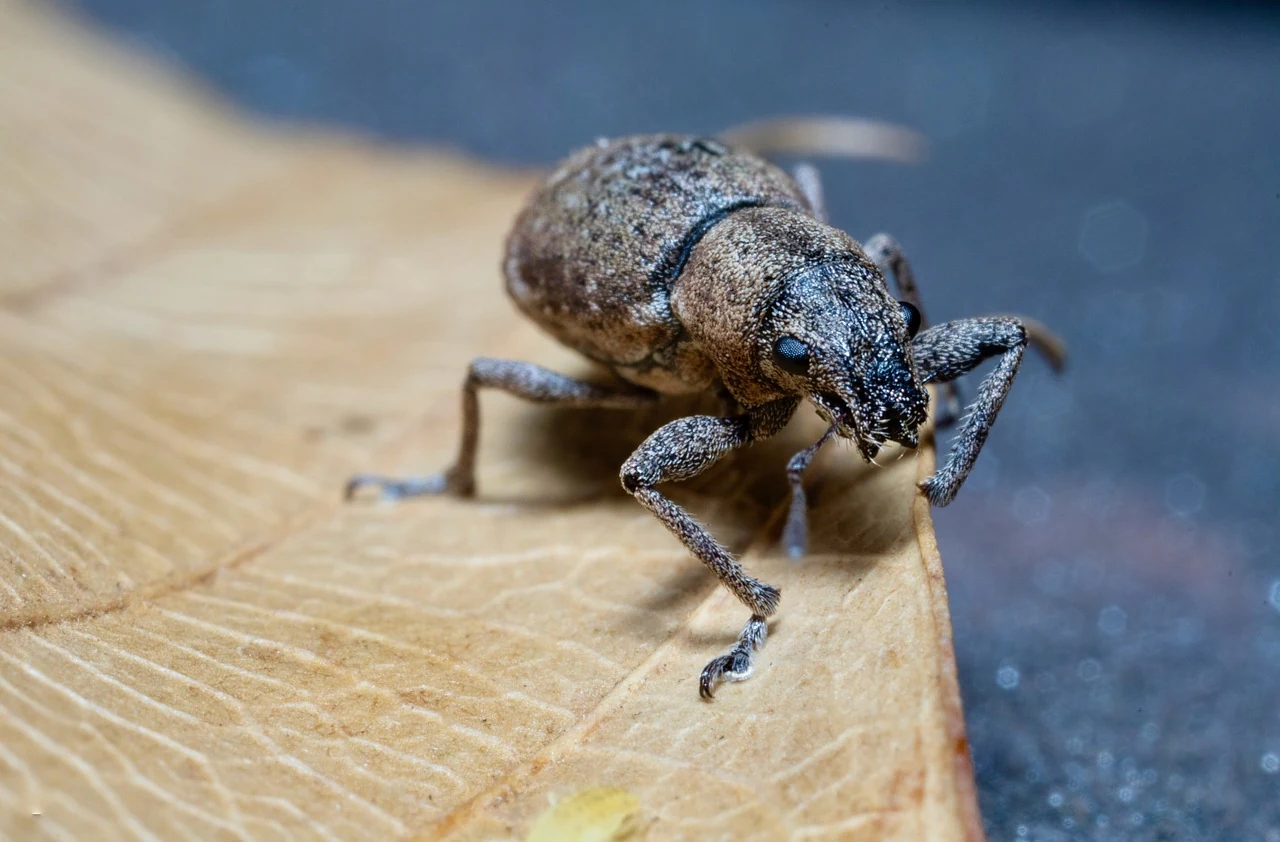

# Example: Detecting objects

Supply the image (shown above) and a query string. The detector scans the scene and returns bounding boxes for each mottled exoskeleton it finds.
[347,133,1065,698]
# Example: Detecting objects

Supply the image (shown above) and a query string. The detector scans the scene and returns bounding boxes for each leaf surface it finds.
[0,4,983,840]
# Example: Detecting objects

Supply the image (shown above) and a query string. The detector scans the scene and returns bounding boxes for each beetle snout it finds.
[895,426,920,449]
[863,357,928,449]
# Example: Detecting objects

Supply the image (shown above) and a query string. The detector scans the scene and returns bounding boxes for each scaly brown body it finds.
[348,127,1067,699]
[504,135,812,395]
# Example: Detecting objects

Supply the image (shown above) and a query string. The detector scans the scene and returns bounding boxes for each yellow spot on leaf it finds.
[525,787,642,842]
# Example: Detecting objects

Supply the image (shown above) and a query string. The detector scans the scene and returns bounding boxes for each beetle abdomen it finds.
[503,134,811,386]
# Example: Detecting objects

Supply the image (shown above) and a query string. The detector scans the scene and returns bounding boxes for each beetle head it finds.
[761,261,928,461]
[670,207,930,457]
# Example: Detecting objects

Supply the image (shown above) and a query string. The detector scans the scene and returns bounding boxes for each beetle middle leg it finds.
[619,398,798,698]
[346,358,656,501]
[781,424,837,559]
[911,316,1065,506]
[862,232,964,427]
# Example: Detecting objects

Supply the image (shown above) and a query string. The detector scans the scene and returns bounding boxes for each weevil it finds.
[346,127,1066,699]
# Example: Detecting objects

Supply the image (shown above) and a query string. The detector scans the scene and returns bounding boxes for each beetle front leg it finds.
[911,317,1032,506]
[699,614,768,699]
[346,358,655,501]
[620,398,797,698]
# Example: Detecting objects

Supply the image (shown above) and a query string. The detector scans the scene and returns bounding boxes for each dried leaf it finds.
[0,4,983,840]
[525,787,641,842]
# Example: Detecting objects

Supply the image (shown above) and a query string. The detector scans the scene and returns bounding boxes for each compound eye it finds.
[899,301,922,339]
[772,335,811,375]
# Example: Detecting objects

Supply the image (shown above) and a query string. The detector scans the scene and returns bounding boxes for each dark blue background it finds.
[68,1,1280,838]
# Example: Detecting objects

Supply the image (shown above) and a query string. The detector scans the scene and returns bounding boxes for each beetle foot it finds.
[344,468,474,502]
[699,651,753,699]
[918,470,957,508]
[699,614,768,699]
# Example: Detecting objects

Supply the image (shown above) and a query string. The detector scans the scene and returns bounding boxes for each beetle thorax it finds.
[670,207,868,408]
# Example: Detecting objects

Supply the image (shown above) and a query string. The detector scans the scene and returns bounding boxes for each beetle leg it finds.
[781,424,837,559]
[1006,315,1068,373]
[792,162,826,222]
[911,316,1058,506]
[619,398,798,698]
[862,233,963,427]
[699,614,768,699]
[346,358,655,501]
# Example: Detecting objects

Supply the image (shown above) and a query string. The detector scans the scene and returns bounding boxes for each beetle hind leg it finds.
[345,357,656,502]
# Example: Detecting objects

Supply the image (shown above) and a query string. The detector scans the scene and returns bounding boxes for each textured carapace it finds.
[504,134,927,456]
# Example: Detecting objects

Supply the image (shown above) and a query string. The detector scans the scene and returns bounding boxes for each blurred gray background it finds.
[67,0,1280,838]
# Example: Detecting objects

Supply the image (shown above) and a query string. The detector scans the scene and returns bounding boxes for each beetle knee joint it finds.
[620,462,647,494]
[463,360,487,387]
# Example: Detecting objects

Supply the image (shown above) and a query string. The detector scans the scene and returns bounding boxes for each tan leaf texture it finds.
[0,3,984,839]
